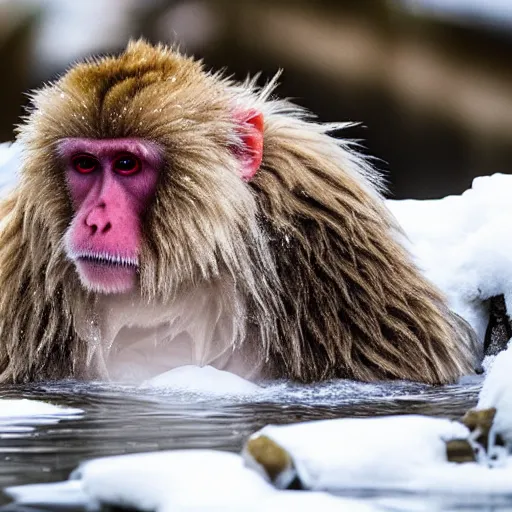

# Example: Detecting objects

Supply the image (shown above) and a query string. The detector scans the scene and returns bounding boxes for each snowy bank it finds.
[388,173,512,342]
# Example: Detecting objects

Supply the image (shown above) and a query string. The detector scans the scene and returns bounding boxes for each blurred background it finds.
[0,0,510,199]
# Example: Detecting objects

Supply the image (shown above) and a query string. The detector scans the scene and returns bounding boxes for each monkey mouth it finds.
[74,252,139,294]
[76,253,139,269]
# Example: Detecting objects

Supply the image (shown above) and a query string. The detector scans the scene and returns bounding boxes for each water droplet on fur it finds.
[60,92,66,98]
[170,76,177,83]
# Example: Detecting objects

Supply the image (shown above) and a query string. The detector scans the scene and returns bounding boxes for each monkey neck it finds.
[75,277,262,383]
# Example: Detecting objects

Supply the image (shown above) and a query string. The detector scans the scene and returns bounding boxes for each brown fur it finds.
[0,40,477,384]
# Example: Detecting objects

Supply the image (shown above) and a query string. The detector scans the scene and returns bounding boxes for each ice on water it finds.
[0,398,82,435]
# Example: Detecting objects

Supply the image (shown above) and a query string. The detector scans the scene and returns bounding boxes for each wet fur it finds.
[0,40,477,384]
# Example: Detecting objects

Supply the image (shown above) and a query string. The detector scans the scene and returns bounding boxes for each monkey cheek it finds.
[75,260,138,295]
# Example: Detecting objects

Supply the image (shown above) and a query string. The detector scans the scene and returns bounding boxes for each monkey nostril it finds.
[90,224,98,235]
[102,222,112,234]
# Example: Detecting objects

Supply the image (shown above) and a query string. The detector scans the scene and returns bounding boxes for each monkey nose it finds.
[85,208,113,235]
[86,219,113,235]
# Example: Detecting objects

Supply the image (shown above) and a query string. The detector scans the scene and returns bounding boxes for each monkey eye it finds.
[72,154,98,174]
[113,153,141,176]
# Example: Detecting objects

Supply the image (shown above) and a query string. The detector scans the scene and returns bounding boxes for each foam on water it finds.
[13,363,444,409]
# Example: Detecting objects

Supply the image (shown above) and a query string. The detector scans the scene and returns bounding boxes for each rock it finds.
[244,434,300,489]
[445,439,476,463]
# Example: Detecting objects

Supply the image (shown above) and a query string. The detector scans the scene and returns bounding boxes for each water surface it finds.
[0,377,500,511]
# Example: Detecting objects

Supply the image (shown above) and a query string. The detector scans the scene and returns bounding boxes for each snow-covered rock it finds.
[243,413,512,494]
[245,415,477,492]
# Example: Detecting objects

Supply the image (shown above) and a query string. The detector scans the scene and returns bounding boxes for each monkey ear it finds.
[235,110,264,181]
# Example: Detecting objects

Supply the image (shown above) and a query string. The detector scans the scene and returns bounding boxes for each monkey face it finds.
[59,138,162,294]
[18,40,266,300]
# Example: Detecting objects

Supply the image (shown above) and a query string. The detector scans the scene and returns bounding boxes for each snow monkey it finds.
[0,40,479,384]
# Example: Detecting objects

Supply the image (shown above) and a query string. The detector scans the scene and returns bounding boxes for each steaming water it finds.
[1,376,508,511]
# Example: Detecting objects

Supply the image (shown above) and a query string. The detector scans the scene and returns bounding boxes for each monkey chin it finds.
[75,259,138,295]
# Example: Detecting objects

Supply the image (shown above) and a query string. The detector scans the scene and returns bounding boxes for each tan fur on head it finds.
[0,40,478,384]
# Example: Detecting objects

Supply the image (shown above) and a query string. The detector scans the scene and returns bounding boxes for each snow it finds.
[142,365,261,396]
[0,398,83,435]
[7,451,378,512]
[0,141,21,195]
[6,481,87,508]
[388,173,512,342]
[245,415,501,493]
[478,342,512,448]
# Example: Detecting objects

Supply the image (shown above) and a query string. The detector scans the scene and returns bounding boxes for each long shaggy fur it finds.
[0,40,477,384]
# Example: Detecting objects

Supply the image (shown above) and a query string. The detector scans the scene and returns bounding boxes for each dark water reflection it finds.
[0,377,501,511]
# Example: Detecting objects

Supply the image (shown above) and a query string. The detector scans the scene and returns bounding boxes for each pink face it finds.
[59,138,162,294]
